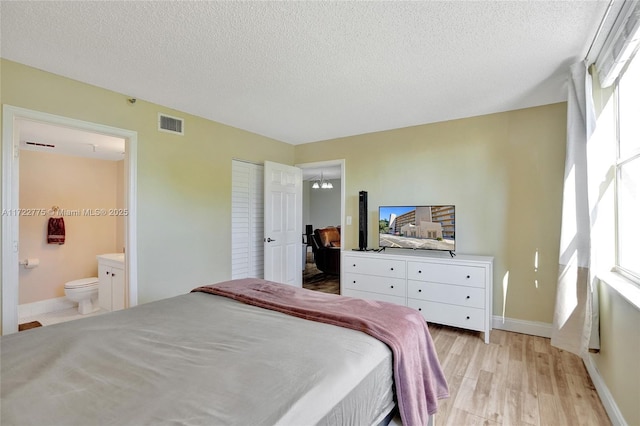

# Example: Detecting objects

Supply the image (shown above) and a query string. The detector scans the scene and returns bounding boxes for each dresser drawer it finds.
[343,255,405,279]
[344,273,406,298]
[408,299,485,331]
[342,288,406,306]
[408,281,484,309]
[407,261,484,288]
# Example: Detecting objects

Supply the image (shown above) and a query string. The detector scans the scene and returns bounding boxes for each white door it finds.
[263,161,302,286]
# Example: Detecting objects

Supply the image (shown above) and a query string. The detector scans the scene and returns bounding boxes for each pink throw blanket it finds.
[192,278,449,426]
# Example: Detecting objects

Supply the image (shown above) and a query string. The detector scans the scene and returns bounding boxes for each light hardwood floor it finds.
[426,324,611,426]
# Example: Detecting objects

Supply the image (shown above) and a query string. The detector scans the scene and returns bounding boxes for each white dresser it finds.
[342,250,493,343]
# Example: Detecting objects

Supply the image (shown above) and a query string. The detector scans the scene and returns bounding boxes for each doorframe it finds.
[2,105,138,334]
[295,159,346,252]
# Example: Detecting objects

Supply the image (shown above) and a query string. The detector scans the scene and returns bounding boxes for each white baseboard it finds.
[18,297,76,320]
[492,315,552,338]
[583,353,628,426]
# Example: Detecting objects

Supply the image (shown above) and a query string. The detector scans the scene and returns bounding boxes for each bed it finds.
[1,279,448,426]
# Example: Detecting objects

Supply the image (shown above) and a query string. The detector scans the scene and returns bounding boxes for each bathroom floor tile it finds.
[20,307,108,327]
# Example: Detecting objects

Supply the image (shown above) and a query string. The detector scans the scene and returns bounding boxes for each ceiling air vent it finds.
[158,113,184,135]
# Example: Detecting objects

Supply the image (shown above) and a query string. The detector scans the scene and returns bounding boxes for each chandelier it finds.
[311,171,333,189]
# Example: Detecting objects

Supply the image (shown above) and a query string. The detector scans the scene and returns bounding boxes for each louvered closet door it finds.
[231,160,264,279]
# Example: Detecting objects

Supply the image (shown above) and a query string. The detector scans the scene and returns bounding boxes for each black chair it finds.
[310,227,341,275]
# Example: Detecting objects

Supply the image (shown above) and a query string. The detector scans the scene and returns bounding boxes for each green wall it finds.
[295,103,567,324]
[595,283,640,425]
[0,59,294,312]
[3,56,636,425]
[0,59,569,326]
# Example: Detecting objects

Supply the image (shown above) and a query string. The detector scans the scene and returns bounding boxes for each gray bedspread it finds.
[194,279,448,426]
[1,292,394,425]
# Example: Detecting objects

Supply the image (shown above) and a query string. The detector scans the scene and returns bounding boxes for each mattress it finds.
[1,292,394,425]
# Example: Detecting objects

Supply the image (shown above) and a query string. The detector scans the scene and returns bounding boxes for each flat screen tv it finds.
[378,205,455,252]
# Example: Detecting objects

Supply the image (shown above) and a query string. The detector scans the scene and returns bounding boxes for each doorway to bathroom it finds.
[2,106,138,334]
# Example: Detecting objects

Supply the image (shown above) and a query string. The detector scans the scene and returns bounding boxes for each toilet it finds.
[64,277,99,315]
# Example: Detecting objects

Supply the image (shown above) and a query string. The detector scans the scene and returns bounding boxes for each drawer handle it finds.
[353,264,356,267]
[418,289,422,292]
[353,280,356,284]
[466,275,471,279]
[390,285,394,289]
[466,316,470,320]
[390,267,394,271]
[418,308,422,311]
[466,295,470,299]
[418,270,422,273]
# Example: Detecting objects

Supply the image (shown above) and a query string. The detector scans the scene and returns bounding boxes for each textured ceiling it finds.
[1,1,612,145]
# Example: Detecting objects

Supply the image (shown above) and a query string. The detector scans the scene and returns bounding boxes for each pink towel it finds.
[193,278,449,426]
[47,217,65,244]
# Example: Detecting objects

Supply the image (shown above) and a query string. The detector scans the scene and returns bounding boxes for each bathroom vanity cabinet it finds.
[97,254,125,311]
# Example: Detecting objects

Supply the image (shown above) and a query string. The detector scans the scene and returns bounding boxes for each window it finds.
[615,53,640,282]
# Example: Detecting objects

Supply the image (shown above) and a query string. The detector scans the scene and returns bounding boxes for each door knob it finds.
[265,238,276,242]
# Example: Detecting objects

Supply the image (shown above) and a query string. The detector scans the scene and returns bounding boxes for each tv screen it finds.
[378,205,455,252]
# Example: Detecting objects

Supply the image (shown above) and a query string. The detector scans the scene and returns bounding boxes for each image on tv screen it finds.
[379,205,455,251]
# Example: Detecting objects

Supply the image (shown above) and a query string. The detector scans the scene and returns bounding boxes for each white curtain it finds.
[551,61,598,357]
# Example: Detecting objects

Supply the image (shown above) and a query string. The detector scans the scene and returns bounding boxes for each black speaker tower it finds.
[358,191,368,250]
